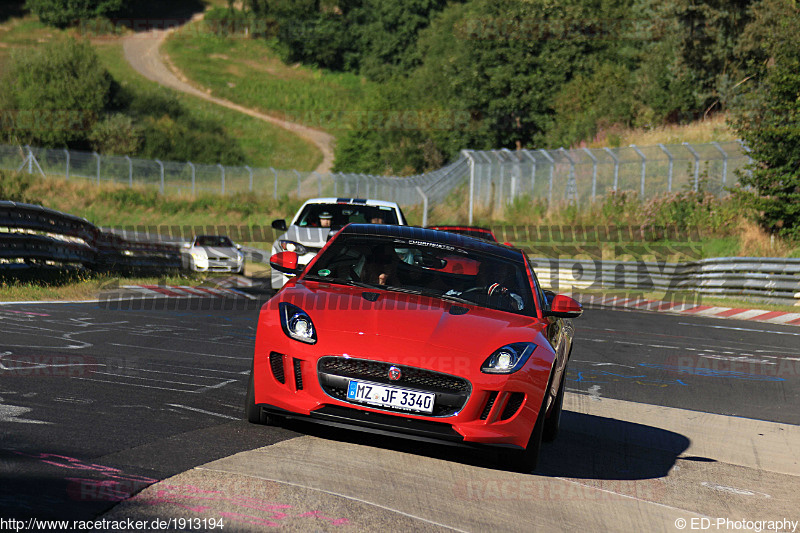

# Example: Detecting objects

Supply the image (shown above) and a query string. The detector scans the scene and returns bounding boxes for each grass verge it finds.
[93,42,322,170]
[162,19,375,132]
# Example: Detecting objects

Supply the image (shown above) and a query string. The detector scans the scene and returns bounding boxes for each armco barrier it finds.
[530,257,800,306]
[0,201,181,272]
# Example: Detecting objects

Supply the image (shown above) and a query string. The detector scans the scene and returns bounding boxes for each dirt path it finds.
[121,17,336,175]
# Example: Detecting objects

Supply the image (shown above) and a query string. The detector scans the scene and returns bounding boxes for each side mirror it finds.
[235,243,242,250]
[270,251,302,275]
[271,219,287,231]
[182,242,191,249]
[544,294,583,319]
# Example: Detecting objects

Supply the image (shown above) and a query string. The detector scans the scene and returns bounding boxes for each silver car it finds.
[270,197,407,289]
[182,235,245,274]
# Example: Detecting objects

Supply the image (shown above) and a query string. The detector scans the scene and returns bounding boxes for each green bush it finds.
[25,0,128,28]
[88,114,142,156]
[0,38,112,147]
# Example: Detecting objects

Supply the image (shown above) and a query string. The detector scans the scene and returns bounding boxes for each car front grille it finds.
[317,356,471,417]
[270,352,285,384]
[500,392,525,420]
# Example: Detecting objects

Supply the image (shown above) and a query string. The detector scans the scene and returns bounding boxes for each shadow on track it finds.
[273,408,690,480]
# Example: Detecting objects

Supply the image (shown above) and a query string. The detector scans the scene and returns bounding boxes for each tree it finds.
[730,0,800,239]
[0,38,112,147]
[26,0,128,27]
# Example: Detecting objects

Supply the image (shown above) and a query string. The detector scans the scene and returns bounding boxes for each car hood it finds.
[195,246,239,259]
[278,281,546,368]
[282,226,330,248]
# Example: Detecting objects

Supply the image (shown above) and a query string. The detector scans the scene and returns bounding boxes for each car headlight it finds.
[279,302,317,344]
[481,343,536,374]
[279,240,308,255]
[236,252,244,263]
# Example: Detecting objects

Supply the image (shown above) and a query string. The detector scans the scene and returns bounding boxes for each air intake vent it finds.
[500,392,525,420]
[480,391,499,420]
[293,358,303,390]
[270,352,285,384]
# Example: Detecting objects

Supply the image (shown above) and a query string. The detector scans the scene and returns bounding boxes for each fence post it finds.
[582,147,598,201]
[218,164,226,195]
[64,148,70,181]
[522,150,536,199]
[630,144,646,200]
[464,151,476,225]
[293,170,301,197]
[683,142,701,192]
[603,147,619,191]
[125,155,132,187]
[538,149,555,204]
[658,144,674,192]
[187,162,195,196]
[26,145,33,174]
[155,159,164,195]
[271,167,278,199]
[245,165,253,192]
[415,186,429,227]
[559,147,577,203]
[93,151,101,186]
[711,141,728,186]
[736,139,753,181]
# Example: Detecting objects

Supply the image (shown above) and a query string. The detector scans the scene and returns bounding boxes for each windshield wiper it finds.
[303,275,380,290]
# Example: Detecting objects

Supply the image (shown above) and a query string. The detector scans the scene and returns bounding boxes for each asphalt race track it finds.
[1,297,798,531]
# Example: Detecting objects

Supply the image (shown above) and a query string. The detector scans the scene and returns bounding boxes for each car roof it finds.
[299,197,401,209]
[428,225,493,233]
[338,224,523,262]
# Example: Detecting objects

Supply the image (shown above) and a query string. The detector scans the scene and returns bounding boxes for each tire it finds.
[245,363,272,425]
[542,368,566,442]
[498,388,548,473]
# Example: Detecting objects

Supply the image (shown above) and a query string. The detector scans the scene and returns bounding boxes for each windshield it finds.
[305,234,535,315]
[294,203,400,229]
[196,235,234,247]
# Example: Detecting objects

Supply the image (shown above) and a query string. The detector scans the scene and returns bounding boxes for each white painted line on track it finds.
[109,343,250,360]
[699,482,771,499]
[194,379,238,393]
[678,323,800,336]
[166,404,238,420]
[73,377,196,393]
[87,370,215,388]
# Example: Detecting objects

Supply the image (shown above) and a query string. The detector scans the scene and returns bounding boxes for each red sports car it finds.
[428,225,499,243]
[247,224,582,471]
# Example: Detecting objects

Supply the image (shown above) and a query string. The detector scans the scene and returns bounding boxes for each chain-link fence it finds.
[1,141,749,225]
[461,141,750,222]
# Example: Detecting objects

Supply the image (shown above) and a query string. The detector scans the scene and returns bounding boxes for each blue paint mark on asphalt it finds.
[638,363,785,382]
[569,370,689,387]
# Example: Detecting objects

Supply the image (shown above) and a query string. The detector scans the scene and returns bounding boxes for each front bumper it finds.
[253,352,544,450]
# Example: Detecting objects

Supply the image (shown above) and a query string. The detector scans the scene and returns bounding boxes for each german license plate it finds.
[346,380,435,414]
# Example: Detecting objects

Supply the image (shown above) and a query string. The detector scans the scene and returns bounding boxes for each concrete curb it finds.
[579,294,800,326]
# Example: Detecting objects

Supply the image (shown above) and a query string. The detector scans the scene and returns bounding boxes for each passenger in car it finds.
[362,245,400,286]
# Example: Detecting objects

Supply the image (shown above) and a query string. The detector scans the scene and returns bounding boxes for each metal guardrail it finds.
[0,201,182,272]
[2,199,795,305]
[530,257,800,306]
